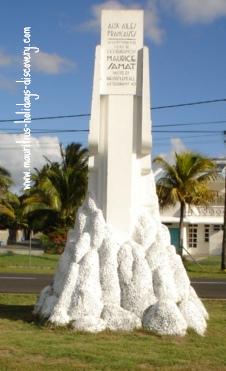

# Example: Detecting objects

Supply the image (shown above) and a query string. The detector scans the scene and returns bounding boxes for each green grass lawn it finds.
[0,253,226,279]
[0,294,225,370]
[184,256,226,279]
[0,253,59,274]
[0,252,225,280]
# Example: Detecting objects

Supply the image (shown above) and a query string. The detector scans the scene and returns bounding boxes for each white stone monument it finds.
[34,10,208,336]
[89,10,155,241]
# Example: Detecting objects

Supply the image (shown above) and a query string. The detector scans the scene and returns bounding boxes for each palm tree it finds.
[0,166,12,189]
[153,151,217,256]
[23,143,88,232]
[0,166,18,219]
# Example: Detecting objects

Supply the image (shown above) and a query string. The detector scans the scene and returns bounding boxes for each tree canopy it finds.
[0,166,19,220]
[153,151,217,255]
[23,143,88,233]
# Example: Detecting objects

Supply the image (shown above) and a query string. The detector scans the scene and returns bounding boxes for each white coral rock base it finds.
[34,195,208,336]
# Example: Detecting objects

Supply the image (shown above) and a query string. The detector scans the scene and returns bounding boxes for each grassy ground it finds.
[184,256,226,279]
[0,253,226,280]
[0,253,59,274]
[0,294,225,370]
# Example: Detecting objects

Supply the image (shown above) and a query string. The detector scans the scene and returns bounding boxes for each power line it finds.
[1,98,226,124]
[1,133,218,146]
[155,139,221,145]
[154,119,226,128]
[0,131,223,149]
[153,133,220,141]
[151,98,226,110]
[0,129,88,134]
[1,118,226,130]
[0,129,224,135]
[153,130,222,133]
[0,138,221,150]
[0,113,91,124]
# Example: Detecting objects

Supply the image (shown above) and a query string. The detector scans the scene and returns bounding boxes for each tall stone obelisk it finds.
[89,10,156,240]
[34,10,208,337]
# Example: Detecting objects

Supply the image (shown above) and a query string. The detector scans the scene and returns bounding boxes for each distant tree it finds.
[153,151,217,256]
[0,166,19,219]
[0,166,11,189]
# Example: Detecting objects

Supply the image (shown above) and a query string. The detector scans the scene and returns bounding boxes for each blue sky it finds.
[0,0,226,189]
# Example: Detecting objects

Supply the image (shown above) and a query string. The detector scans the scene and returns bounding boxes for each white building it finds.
[159,158,225,256]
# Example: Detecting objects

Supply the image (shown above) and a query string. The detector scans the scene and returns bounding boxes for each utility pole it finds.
[221,132,226,270]
[221,165,226,270]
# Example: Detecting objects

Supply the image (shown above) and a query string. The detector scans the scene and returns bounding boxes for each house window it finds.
[188,224,198,248]
[213,224,223,231]
[204,225,210,242]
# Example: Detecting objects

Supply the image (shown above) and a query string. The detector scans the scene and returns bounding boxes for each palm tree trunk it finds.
[179,201,185,257]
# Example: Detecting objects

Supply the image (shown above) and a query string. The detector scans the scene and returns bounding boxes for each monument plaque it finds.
[100,10,143,95]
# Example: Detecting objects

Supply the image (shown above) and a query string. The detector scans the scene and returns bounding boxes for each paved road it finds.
[0,273,52,294]
[191,278,226,299]
[0,273,225,299]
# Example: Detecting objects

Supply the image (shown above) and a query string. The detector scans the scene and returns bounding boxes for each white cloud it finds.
[145,0,164,43]
[170,137,187,155]
[0,52,15,92]
[79,0,226,44]
[168,137,187,162]
[80,0,125,31]
[0,50,13,67]
[0,49,75,75]
[32,51,76,74]
[163,0,226,23]
[79,0,164,43]
[0,134,61,193]
[154,137,187,163]
[153,137,187,177]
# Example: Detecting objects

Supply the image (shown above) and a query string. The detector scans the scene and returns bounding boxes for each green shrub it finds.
[40,229,67,254]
